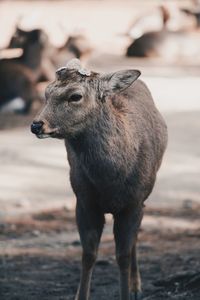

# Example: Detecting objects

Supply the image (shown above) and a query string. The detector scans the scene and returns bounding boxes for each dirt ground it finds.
[0,206,200,300]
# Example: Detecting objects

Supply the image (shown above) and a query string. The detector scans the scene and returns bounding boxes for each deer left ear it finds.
[101,69,141,94]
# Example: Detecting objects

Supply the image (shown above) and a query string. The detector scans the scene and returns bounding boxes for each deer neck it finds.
[65,105,133,166]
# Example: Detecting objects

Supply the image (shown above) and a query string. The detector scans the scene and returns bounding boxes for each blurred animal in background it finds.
[181,8,200,28]
[4,26,55,82]
[127,5,196,40]
[0,25,92,115]
[53,34,92,69]
[5,26,92,79]
[0,27,50,114]
[182,9,200,27]
[127,5,170,40]
[180,0,200,28]
[0,60,38,114]
[126,30,200,59]
[126,4,200,58]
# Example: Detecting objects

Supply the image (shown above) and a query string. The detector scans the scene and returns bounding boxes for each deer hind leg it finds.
[75,202,105,300]
[113,204,143,300]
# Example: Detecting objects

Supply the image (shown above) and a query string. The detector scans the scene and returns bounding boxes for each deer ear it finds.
[101,69,141,93]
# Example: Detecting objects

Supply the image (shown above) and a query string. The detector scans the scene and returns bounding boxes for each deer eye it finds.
[69,93,82,102]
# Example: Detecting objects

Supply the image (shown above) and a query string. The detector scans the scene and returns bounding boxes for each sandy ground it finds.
[0,1,200,299]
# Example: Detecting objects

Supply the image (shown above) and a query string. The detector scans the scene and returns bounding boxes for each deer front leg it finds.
[113,204,143,300]
[75,201,105,300]
[130,244,142,300]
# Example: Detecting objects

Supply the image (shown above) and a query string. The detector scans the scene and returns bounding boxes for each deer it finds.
[0,60,37,114]
[52,34,93,69]
[6,26,92,75]
[126,4,199,58]
[3,27,55,82]
[31,59,168,300]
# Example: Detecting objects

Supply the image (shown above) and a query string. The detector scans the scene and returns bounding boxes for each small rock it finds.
[32,230,40,236]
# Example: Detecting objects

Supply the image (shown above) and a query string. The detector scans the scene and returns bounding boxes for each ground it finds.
[0,206,200,300]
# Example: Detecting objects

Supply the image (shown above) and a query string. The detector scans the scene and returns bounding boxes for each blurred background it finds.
[0,1,200,300]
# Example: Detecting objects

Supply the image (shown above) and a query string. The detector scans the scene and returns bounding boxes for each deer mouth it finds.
[37,133,52,139]
[37,128,61,139]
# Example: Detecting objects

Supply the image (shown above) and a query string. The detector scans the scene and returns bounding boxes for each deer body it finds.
[31,59,167,300]
[66,79,166,214]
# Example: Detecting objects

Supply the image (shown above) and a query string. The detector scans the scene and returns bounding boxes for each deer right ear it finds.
[100,69,141,97]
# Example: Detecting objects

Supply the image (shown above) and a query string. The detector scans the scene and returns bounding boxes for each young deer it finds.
[31,59,167,300]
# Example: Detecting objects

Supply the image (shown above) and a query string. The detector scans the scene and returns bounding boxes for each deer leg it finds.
[113,204,143,300]
[130,244,142,300]
[75,202,105,300]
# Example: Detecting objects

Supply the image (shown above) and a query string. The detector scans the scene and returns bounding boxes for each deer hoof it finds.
[130,291,143,300]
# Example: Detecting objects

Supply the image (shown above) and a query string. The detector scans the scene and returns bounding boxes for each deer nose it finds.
[31,121,44,135]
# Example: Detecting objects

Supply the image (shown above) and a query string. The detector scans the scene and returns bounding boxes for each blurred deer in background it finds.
[6,26,92,73]
[31,59,167,300]
[4,26,55,82]
[0,27,46,113]
[0,26,92,114]
[51,34,92,69]
[0,60,37,114]
[126,4,200,59]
